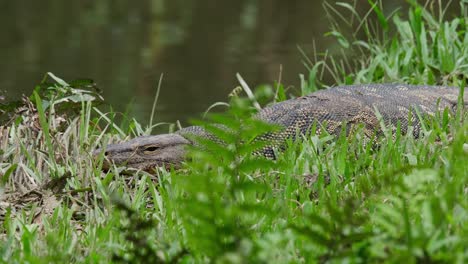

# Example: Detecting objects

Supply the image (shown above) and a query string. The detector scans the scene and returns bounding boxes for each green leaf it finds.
[1,164,17,185]
[326,31,350,48]
[368,0,388,31]
[47,72,69,86]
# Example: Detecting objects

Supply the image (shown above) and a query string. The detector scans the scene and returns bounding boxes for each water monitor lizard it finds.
[96,84,467,171]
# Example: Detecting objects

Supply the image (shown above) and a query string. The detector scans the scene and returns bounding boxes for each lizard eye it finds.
[144,146,160,152]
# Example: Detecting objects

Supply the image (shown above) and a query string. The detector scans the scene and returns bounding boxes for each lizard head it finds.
[94,133,191,172]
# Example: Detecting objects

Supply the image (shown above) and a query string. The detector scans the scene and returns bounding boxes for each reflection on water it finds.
[0,0,460,127]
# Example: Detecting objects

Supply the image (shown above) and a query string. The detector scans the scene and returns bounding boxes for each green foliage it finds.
[1,73,102,126]
[302,0,468,92]
[171,98,280,261]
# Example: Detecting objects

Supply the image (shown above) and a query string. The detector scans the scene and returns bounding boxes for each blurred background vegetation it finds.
[0,0,460,124]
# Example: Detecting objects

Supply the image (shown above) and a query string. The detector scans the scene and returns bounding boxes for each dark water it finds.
[0,0,460,126]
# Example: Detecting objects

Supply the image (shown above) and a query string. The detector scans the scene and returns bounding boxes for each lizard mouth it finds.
[100,156,182,172]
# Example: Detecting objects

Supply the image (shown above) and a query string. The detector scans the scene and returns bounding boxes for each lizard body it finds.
[97,84,467,171]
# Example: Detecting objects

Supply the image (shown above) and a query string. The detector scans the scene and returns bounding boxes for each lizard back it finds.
[255,84,466,157]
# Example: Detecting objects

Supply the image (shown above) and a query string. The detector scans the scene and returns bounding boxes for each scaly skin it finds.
[96,134,190,171]
[95,84,467,171]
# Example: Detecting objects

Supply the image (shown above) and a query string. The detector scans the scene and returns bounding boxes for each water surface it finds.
[0,0,460,127]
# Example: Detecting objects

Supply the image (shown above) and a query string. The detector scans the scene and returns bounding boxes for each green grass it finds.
[300,0,468,93]
[1,1,468,263]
